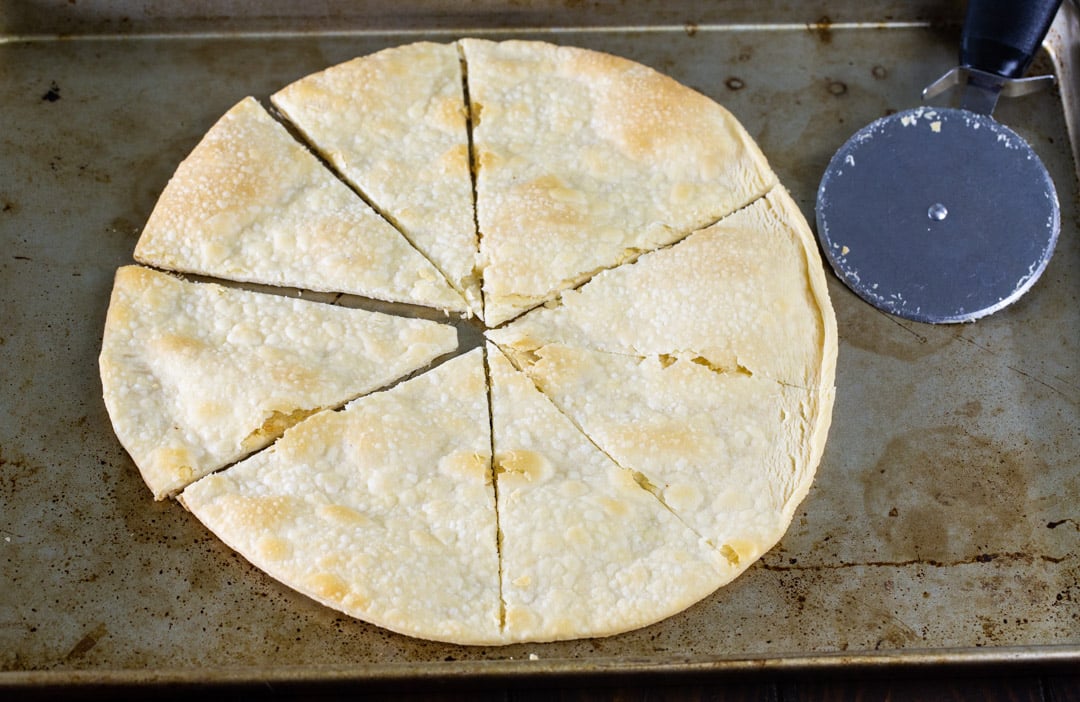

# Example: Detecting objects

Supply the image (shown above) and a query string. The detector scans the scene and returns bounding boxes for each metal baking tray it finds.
[2,0,1077,691]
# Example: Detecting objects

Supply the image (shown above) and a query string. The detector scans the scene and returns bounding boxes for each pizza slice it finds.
[180,349,502,645]
[488,187,837,390]
[99,266,458,500]
[462,38,778,326]
[133,97,466,313]
[271,42,481,316]
[495,343,834,572]
[487,343,733,643]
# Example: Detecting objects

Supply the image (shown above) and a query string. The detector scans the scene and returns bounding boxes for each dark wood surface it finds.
[353,675,1080,701]
[11,672,1080,700]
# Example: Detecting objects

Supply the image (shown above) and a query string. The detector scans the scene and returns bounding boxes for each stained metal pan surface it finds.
[0,0,1077,688]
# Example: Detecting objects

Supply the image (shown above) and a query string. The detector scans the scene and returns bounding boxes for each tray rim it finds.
[3,644,1079,690]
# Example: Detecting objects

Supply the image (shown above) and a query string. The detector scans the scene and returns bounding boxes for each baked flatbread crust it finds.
[271,43,481,316]
[100,266,458,500]
[496,343,834,569]
[462,38,778,325]
[489,187,837,390]
[105,39,840,645]
[180,349,501,645]
[133,97,465,313]
[488,344,733,642]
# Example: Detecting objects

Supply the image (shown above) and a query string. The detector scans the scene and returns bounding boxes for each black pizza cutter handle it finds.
[960,0,1063,79]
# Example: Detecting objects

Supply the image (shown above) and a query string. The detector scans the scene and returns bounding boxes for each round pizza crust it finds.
[100,39,837,645]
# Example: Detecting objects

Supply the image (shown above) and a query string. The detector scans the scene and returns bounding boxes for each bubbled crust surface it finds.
[488,345,733,643]
[183,349,503,643]
[463,39,778,325]
[133,97,465,312]
[498,344,832,569]
[99,266,458,500]
[180,350,502,645]
[103,39,839,646]
[271,43,481,315]
[488,186,838,391]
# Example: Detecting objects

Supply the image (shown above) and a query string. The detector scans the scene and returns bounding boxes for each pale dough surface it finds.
[463,38,778,325]
[180,350,502,644]
[272,43,481,316]
[133,97,465,312]
[488,187,838,391]
[494,343,834,569]
[488,344,733,643]
[104,40,839,645]
[99,266,458,499]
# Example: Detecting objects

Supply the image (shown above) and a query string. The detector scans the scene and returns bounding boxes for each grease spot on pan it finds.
[834,297,954,362]
[63,623,108,661]
[862,427,1041,564]
[41,81,61,102]
[810,15,833,44]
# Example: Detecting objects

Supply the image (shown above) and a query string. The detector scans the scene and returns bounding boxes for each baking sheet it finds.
[1,0,1077,688]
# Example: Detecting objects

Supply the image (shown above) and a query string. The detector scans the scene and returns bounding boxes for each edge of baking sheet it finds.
[0,1,962,38]
[1047,0,1080,182]
[2,645,1079,691]
[2,0,1073,178]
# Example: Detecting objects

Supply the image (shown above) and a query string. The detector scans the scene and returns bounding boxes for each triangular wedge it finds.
[100,266,458,500]
[180,349,501,645]
[462,38,778,326]
[489,187,837,390]
[133,97,465,313]
[496,343,834,570]
[271,43,481,316]
[487,344,733,643]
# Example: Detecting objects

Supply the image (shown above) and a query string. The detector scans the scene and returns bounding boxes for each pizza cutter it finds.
[816,0,1062,323]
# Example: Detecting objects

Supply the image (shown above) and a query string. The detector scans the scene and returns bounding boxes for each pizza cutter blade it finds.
[816,0,1062,324]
